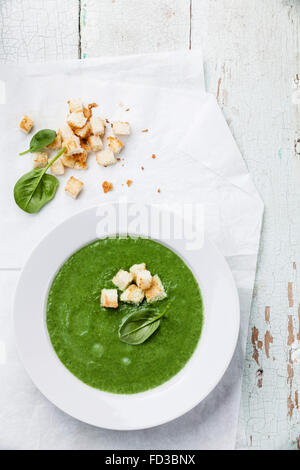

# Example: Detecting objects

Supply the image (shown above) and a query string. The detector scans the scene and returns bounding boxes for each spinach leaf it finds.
[118,304,170,345]
[19,129,57,155]
[14,147,66,213]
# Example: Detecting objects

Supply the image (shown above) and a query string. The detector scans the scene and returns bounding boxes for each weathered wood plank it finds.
[191,0,300,450]
[80,0,190,57]
[0,0,79,63]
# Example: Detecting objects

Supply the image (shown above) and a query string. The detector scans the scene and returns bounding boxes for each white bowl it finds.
[14,205,240,430]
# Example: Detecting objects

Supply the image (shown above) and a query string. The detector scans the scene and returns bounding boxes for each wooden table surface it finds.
[1,0,300,450]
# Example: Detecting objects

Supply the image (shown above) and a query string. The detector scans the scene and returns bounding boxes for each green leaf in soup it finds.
[14,147,66,214]
[118,304,170,345]
[19,129,57,155]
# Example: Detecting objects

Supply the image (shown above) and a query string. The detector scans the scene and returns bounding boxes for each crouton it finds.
[129,263,146,280]
[47,131,62,150]
[62,150,87,170]
[50,158,65,176]
[112,121,130,136]
[82,103,98,120]
[120,285,144,305]
[74,150,87,170]
[102,181,113,193]
[136,269,152,291]
[112,270,134,291]
[96,149,116,167]
[62,154,76,169]
[107,136,124,154]
[145,275,167,303]
[88,134,104,152]
[74,160,88,171]
[65,176,84,199]
[19,115,34,134]
[68,98,83,113]
[67,111,87,130]
[83,107,92,120]
[59,124,74,140]
[74,150,88,170]
[88,102,98,110]
[74,122,91,139]
[32,151,48,168]
[80,140,91,154]
[63,135,82,156]
[101,288,118,309]
[90,116,105,136]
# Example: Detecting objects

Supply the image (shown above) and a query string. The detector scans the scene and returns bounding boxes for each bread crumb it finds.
[102,181,113,193]
[125,108,130,112]
[141,166,144,170]
[126,179,133,187]
[142,129,149,133]
[157,188,161,193]
[152,154,156,159]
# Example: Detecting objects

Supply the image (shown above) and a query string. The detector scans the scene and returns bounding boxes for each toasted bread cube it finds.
[129,263,146,280]
[80,140,91,154]
[19,115,34,133]
[62,154,76,169]
[107,136,124,154]
[32,151,48,168]
[88,134,104,152]
[136,269,152,291]
[74,154,88,170]
[60,124,74,141]
[67,111,87,130]
[47,131,62,150]
[50,158,65,175]
[68,98,83,113]
[62,150,87,170]
[112,121,130,136]
[112,270,134,291]
[63,135,82,156]
[96,149,116,167]
[101,288,118,309]
[74,121,91,139]
[90,116,105,136]
[65,176,84,199]
[145,275,167,303]
[120,285,144,305]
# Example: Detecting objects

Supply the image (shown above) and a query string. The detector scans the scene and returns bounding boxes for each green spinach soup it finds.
[46,237,204,394]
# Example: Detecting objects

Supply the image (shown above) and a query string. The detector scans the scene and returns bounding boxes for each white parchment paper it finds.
[0,51,263,449]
